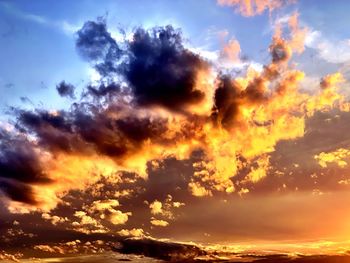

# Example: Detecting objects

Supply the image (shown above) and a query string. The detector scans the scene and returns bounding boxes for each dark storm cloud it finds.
[115,237,350,263]
[270,38,292,63]
[76,19,121,77]
[4,23,211,208]
[18,109,72,133]
[9,92,188,176]
[71,108,173,157]
[211,74,268,129]
[115,237,206,261]
[56,81,76,99]
[15,109,77,153]
[212,75,240,128]
[13,105,170,159]
[121,26,208,110]
[0,129,50,204]
[0,21,213,196]
[115,117,168,142]
[0,180,38,205]
[243,76,268,102]
[85,83,120,99]
[0,130,48,184]
[76,22,209,111]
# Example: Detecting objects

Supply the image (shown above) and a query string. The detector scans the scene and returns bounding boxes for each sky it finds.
[1,0,350,262]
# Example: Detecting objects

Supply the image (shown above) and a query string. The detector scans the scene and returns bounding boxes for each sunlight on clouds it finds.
[4,10,350,214]
[150,218,169,227]
[217,0,289,17]
[244,154,270,183]
[117,228,145,237]
[4,1,350,262]
[315,148,350,168]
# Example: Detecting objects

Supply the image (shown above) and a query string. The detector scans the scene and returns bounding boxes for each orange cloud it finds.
[150,218,169,227]
[287,12,308,53]
[2,19,349,217]
[217,0,291,17]
[220,38,241,63]
[315,148,350,168]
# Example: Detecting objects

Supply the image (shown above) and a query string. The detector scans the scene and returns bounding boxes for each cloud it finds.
[115,237,206,261]
[0,2,80,37]
[0,17,349,219]
[149,200,163,215]
[0,251,22,262]
[314,148,350,168]
[188,181,213,197]
[121,26,210,111]
[117,228,145,237]
[217,0,292,17]
[33,239,112,257]
[76,19,122,76]
[219,38,241,64]
[243,154,270,183]
[0,129,51,205]
[76,21,210,112]
[150,218,169,227]
[305,30,350,64]
[84,83,120,99]
[41,213,68,226]
[78,199,131,229]
[56,81,76,99]
[320,72,345,89]
[148,195,182,222]
[74,211,103,227]
[113,237,350,262]
[108,210,131,225]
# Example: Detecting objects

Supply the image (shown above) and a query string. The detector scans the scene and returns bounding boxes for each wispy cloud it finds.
[0,1,80,36]
[305,30,350,64]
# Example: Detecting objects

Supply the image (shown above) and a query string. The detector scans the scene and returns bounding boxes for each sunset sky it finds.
[1,0,350,262]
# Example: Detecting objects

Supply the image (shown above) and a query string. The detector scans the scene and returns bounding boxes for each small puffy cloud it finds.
[87,199,131,225]
[219,38,241,63]
[150,218,169,227]
[188,182,212,197]
[74,211,101,227]
[173,202,185,208]
[117,228,145,237]
[0,251,23,262]
[89,199,120,212]
[34,244,64,254]
[34,240,109,256]
[41,213,67,225]
[314,148,350,168]
[108,210,131,225]
[148,195,184,221]
[238,188,250,196]
[243,155,270,183]
[149,200,163,215]
[56,81,76,99]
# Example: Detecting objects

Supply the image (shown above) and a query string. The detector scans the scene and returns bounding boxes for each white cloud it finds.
[305,30,350,64]
[58,20,81,36]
